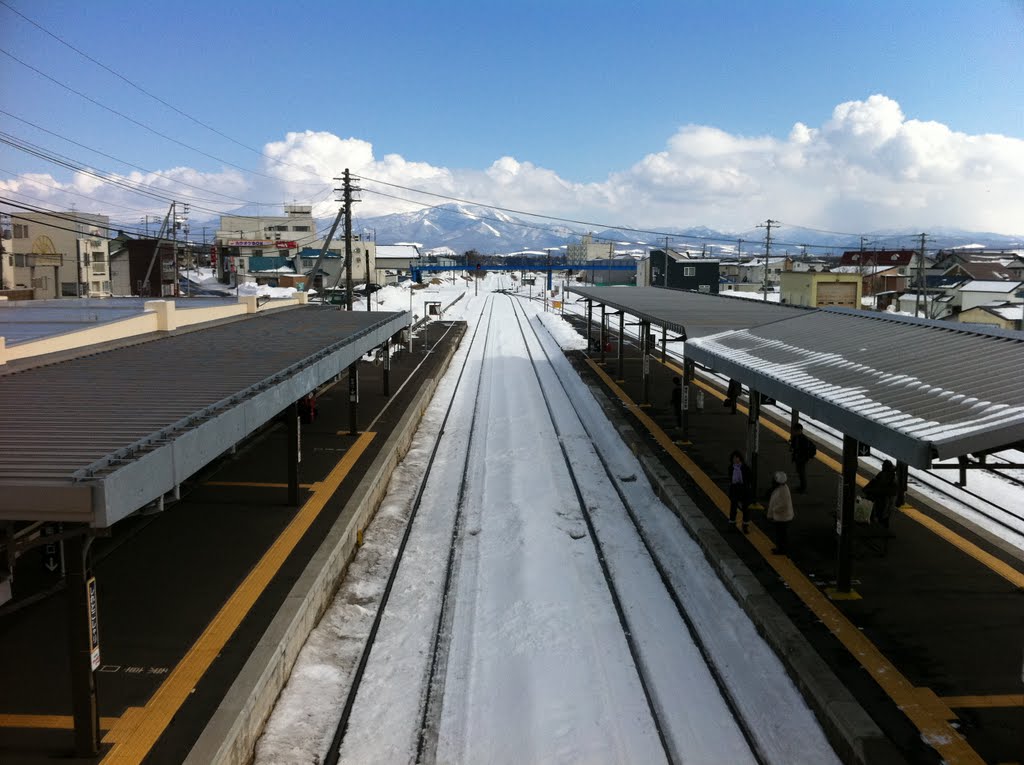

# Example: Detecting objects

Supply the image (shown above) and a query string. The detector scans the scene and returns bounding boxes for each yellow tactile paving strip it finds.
[0,714,120,730]
[203,481,317,489]
[585,358,985,765]
[943,695,1024,709]
[99,431,376,764]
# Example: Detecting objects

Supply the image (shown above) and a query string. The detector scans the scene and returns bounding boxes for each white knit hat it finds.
[774,471,788,484]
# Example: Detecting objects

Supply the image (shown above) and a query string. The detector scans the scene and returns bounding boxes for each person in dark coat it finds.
[727,450,753,533]
[670,376,682,428]
[864,460,899,527]
[789,423,816,493]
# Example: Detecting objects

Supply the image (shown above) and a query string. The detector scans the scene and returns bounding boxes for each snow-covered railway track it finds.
[297,293,837,765]
[323,296,500,765]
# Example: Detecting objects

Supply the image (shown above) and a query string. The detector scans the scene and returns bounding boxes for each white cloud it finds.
[3,94,1022,237]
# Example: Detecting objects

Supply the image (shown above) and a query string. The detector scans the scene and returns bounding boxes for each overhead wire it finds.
[0,109,328,208]
[0,0,339,186]
[0,46,327,188]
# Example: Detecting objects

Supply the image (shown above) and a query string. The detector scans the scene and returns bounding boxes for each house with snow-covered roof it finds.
[375,244,421,282]
[957,302,1024,332]
[954,280,1024,311]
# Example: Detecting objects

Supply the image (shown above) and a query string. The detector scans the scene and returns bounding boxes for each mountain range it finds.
[357,203,1023,257]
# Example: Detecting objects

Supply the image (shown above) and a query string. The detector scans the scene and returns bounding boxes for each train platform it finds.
[0,319,466,765]
[569,335,1023,765]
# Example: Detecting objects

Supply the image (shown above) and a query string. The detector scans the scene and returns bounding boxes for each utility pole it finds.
[342,168,360,310]
[914,233,927,317]
[757,219,778,301]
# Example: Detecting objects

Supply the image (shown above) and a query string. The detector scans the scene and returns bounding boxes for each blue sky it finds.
[2,0,1023,235]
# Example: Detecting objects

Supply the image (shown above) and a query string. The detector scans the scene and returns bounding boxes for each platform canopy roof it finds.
[685,308,1024,468]
[567,287,1024,468]
[568,285,809,338]
[0,306,408,526]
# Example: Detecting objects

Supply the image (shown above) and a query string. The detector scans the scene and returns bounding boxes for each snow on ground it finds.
[255,274,839,765]
[720,288,780,302]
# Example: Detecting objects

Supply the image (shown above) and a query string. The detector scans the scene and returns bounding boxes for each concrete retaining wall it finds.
[184,330,462,765]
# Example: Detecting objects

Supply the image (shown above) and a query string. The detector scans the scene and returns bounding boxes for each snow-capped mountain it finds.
[357,203,578,253]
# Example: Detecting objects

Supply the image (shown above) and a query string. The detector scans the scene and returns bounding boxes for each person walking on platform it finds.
[864,460,899,527]
[789,423,816,493]
[727,450,753,533]
[670,376,682,428]
[767,471,794,555]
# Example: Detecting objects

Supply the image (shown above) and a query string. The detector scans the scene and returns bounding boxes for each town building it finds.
[374,244,421,282]
[108,238,178,297]
[779,271,863,308]
[215,205,317,285]
[644,249,720,293]
[295,235,378,292]
[566,233,618,263]
[3,211,111,298]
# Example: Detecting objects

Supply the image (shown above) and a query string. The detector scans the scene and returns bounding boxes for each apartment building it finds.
[3,211,111,298]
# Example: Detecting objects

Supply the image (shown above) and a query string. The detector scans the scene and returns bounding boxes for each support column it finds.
[640,320,651,406]
[586,299,593,353]
[348,363,359,435]
[836,435,858,594]
[616,311,624,380]
[746,390,761,503]
[682,358,694,439]
[790,407,800,433]
[287,401,299,506]
[599,304,607,365]
[66,532,100,757]
[382,338,391,397]
[660,326,667,363]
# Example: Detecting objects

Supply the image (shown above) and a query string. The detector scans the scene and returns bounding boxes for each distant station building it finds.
[2,211,111,298]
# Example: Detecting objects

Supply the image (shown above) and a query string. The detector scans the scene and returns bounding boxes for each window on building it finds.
[698,284,711,293]
[683,266,696,277]
[14,254,27,267]
[61,282,78,297]
[93,252,106,263]
[292,225,310,232]
[249,250,262,258]
[91,281,101,292]
[13,224,28,238]
[102,281,111,292]
[92,263,106,274]
[303,258,315,268]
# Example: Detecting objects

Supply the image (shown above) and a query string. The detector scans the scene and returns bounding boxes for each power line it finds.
[0,46,327,187]
[0,0,335,185]
[0,109,322,207]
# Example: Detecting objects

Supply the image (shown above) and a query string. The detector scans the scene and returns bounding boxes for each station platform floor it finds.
[569,326,1024,765]
[0,319,466,765]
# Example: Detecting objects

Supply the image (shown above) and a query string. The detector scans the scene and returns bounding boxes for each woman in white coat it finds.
[767,471,794,555]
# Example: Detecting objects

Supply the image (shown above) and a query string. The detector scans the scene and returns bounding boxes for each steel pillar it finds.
[747,390,761,501]
[348,363,359,436]
[599,304,607,365]
[66,532,100,757]
[682,358,694,438]
[586,299,593,353]
[661,326,667,363]
[616,311,625,379]
[287,401,299,506]
[383,338,391,397]
[640,320,651,406]
[837,435,858,593]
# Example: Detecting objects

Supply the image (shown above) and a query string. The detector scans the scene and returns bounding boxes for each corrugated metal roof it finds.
[684,308,1024,468]
[567,286,810,338]
[0,306,408,526]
